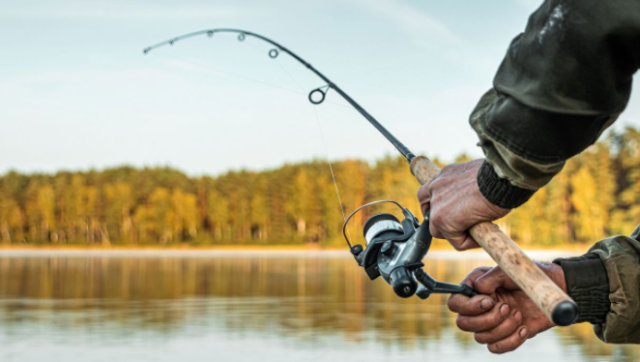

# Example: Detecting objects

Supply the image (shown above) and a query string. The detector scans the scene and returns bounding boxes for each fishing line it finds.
[144,28,416,165]
[158,49,354,240]
[144,29,406,243]
[157,53,306,97]
[156,53,352,109]
[311,107,353,242]
[271,53,353,241]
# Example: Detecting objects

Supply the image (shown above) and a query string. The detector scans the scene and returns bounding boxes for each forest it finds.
[1,127,640,247]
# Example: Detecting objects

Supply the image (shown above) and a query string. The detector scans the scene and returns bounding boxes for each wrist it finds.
[553,254,610,325]
[537,262,567,293]
[477,160,536,209]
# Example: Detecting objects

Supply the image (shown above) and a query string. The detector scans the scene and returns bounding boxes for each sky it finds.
[2,0,640,176]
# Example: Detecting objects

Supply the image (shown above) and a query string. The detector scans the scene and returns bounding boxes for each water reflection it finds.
[0,253,636,362]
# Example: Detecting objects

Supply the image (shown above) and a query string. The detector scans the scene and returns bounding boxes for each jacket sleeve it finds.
[472,0,640,209]
[554,225,640,344]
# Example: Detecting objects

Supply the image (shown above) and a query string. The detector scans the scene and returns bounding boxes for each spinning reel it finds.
[344,201,477,300]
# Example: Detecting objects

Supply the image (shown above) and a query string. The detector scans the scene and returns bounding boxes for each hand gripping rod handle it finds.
[410,156,578,326]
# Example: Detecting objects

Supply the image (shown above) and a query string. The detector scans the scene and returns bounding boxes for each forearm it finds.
[471,90,619,208]
[471,0,640,209]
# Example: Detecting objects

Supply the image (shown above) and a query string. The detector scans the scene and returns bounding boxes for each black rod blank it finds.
[143,29,416,163]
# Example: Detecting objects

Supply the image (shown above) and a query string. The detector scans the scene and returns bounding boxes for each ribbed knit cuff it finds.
[553,254,610,324]
[477,161,535,209]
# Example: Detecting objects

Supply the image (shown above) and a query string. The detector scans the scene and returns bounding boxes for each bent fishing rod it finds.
[143,28,578,326]
[143,29,416,162]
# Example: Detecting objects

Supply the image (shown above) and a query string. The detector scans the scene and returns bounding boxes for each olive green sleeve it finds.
[588,227,640,343]
[470,89,567,192]
[471,0,640,209]
[555,226,640,343]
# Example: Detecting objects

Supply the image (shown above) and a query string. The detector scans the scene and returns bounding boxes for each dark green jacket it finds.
[472,0,640,342]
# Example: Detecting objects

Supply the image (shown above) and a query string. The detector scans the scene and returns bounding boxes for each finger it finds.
[429,208,454,241]
[429,221,443,239]
[456,303,512,332]
[475,267,519,295]
[448,294,494,316]
[440,230,478,251]
[416,184,431,216]
[428,211,445,239]
[445,232,468,251]
[447,267,491,314]
[461,266,492,287]
[488,326,529,354]
[456,234,480,251]
[421,201,430,217]
[428,211,471,251]
[474,310,523,344]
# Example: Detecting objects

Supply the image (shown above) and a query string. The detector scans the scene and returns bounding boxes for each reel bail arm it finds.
[414,268,477,300]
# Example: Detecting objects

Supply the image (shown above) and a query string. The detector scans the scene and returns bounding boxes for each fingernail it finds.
[480,298,493,310]
[519,327,528,339]
[515,311,523,324]
[500,304,510,316]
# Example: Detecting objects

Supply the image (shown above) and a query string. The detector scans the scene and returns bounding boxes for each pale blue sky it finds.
[2,0,640,175]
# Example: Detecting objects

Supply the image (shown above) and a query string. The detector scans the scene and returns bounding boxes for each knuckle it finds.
[475,267,499,289]
[483,322,516,345]
[488,309,502,324]
[457,243,472,251]
[441,164,453,174]
[474,333,489,344]
[429,224,439,238]
[417,185,428,199]
[452,243,465,251]
[427,177,442,193]
[426,178,436,190]
[431,212,445,227]
[500,318,516,335]
[447,296,458,311]
[456,317,471,332]
[470,266,489,276]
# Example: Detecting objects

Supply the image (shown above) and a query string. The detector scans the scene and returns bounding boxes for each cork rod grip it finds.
[410,156,578,326]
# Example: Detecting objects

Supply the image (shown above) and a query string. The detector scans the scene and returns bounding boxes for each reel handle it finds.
[409,156,578,326]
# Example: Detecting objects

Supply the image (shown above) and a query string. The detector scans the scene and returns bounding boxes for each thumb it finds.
[475,266,520,295]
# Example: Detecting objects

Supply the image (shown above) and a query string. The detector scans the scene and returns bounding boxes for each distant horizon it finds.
[0,152,461,178]
[1,123,634,178]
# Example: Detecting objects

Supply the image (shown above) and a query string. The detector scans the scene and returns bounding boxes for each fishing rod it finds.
[143,28,416,163]
[143,29,578,326]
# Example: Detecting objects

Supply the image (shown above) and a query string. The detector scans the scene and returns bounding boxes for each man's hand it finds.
[448,262,566,354]
[417,159,510,250]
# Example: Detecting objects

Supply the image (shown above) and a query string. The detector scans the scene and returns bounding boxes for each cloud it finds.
[515,0,543,12]
[0,1,242,21]
[346,0,461,44]
[341,0,501,72]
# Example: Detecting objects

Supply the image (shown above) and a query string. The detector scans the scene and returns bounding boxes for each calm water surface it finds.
[0,251,636,362]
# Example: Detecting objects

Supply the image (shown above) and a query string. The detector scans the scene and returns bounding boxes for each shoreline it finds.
[0,241,592,251]
[0,248,580,260]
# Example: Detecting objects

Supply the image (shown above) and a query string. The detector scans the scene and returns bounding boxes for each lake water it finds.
[0,250,637,362]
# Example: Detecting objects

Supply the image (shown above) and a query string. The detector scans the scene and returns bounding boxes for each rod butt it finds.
[552,301,578,326]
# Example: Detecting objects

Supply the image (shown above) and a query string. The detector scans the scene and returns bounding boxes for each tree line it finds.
[1,127,640,247]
